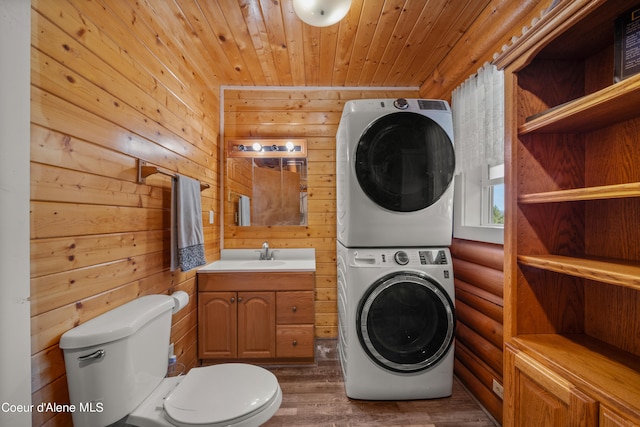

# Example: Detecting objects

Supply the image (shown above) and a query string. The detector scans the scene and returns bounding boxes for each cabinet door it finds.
[237,292,275,358]
[600,406,640,427]
[505,346,598,427]
[198,292,237,359]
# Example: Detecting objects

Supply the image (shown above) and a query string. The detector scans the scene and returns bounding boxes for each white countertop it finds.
[198,248,316,273]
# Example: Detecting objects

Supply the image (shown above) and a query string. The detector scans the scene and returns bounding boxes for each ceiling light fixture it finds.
[292,0,352,27]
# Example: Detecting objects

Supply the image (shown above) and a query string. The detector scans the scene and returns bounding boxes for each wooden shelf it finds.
[519,74,640,135]
[518,254,640,291]
[513,334,640,413]
[518,182,640,204]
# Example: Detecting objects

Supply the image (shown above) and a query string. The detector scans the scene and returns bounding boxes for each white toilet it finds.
[59,294,282,427]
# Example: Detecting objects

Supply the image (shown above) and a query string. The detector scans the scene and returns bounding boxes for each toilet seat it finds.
[164,364,281,427]
[127,364,282,427]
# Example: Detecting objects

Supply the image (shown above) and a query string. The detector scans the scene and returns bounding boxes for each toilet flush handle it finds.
[78,349,105,362]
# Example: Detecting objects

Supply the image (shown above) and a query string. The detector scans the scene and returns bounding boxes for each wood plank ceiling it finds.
[154,0,502,89]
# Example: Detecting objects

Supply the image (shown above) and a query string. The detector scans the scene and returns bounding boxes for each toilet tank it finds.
[59,295,175,427]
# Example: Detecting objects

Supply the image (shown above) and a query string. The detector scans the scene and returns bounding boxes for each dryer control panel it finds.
[392,249,448,265]
[351,248,450,267]
[418,250,448,265]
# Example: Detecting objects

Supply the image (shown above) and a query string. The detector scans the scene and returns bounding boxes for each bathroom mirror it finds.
[225,139,308,226]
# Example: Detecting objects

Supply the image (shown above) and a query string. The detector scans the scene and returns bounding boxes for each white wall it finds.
[0,0,32,426]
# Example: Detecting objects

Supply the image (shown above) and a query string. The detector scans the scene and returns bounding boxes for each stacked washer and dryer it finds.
[336,98,457,400]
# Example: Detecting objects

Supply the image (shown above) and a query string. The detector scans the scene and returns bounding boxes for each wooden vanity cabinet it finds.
[496,0,640,425]
[198,272,315,364]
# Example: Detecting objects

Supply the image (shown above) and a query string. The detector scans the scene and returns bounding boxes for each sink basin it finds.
[198,248,316,272]
[241,260,286,268]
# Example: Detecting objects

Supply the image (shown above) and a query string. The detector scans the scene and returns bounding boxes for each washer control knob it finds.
[394,251,409,265]
[393,98,409,110]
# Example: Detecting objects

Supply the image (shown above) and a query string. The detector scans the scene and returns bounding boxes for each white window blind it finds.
[453,62,504,173]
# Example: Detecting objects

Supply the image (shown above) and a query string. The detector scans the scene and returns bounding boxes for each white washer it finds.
[336,98,455,247]
[337,242,455,400]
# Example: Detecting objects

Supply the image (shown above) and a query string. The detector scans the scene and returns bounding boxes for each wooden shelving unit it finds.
[496,0,640,425]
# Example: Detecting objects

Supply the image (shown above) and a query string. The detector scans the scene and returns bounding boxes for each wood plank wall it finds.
[30,2,220,425]
[450,238,505,423]
[223,89,419,338]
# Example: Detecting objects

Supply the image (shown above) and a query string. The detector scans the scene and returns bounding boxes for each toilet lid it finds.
[163,364,280,426]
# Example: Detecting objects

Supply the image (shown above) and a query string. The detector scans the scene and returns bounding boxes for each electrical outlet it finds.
[209,210,215,224]
[492,379,504,399]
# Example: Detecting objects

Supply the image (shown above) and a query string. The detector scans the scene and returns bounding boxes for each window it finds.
[452,62,505,244]
[486,163,504,226]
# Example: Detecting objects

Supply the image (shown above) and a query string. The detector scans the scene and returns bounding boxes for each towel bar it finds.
[137,160,210,191]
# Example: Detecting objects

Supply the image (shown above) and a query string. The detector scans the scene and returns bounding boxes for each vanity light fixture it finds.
[227,138,307,158]
[293,0,352,27]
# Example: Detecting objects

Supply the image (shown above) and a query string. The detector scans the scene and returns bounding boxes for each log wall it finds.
[223,88,419,338]
[30,1,220,425]
[451,238,505,423]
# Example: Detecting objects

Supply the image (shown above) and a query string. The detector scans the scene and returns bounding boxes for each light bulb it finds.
[252,142,262,152]
[293,0,352,27]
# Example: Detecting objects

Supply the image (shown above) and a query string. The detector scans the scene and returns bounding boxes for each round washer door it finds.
[355,112,455,212]
[357,272,455,373]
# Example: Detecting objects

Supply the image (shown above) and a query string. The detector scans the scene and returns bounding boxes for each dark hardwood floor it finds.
[263,340,498,427]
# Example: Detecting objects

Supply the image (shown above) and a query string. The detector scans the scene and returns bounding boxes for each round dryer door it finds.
[357,272,455,373]
[355,112,455,212]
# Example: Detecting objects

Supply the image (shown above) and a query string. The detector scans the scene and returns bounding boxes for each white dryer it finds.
[336,98,455,247]
[337,242,455,400]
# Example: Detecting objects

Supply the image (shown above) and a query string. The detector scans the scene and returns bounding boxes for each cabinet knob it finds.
[291,306,297,313]
[237,297,243,302]
[292,339,297,347]
[230,297,235,303]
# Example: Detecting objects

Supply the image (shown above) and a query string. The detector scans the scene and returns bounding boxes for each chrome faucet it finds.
[260,242,272,260]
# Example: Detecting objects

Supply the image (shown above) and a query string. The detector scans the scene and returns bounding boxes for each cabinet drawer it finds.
[276,291,314,324]
[276,325,314,358]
